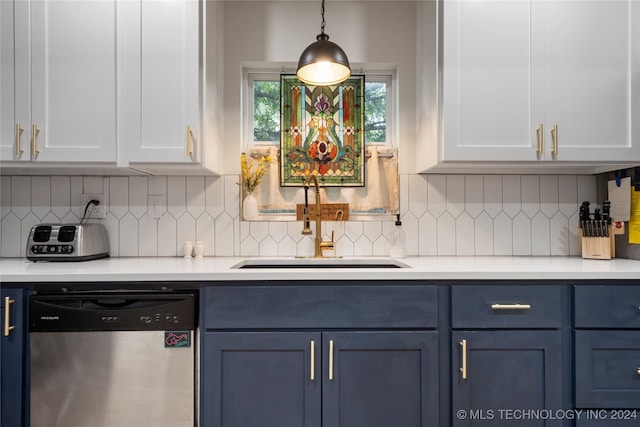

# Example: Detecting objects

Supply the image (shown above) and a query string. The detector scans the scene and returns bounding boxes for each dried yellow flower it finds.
[239,153,271,194]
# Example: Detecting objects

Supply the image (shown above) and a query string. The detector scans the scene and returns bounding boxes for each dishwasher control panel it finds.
[138,313,183,325]
[30,293,196,332]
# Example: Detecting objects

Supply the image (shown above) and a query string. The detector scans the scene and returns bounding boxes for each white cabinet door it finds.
[442,0,544,162]
[1,0,29,163]
[120,0,200,165]
[543,0,640,162]
[29,0,117,163]
[0,0,19,161]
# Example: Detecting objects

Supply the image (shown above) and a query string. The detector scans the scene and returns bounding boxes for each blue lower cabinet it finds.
[451,330,564,427]
[573,285,640,426]
[575,330,640,408]
[323,331,439,427]
[1,288,26,427]
[203,331,321,427]
[202,330,438,427]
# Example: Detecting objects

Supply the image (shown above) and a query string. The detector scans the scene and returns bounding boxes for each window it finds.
[363,74,393,146]
[245,71,394,149]
[248,73,281,145]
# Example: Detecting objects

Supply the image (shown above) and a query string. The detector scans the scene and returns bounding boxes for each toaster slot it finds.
[58,226,77,243]
[33,226,52,242]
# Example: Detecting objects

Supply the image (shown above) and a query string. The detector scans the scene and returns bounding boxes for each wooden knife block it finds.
[579,227,615,260]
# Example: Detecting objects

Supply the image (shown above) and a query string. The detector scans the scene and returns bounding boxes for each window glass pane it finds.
[364,81,386,143]
[253,80,280,142]
[250,77,390,146]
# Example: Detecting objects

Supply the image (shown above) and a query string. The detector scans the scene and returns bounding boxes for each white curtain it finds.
[247,145,398,215]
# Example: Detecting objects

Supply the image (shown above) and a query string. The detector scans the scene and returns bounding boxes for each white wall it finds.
[219,0,418,174]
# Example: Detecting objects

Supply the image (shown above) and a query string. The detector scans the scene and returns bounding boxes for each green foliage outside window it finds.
[363,82,386,143]
[253,80,280,142]
[253,79,388,145]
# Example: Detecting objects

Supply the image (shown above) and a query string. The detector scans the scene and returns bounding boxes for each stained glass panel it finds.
[280,75,365,187]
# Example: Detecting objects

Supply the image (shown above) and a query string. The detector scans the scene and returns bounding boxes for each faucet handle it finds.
[302,207,312,235]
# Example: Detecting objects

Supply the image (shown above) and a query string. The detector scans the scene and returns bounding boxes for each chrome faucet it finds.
[302,175,335,257]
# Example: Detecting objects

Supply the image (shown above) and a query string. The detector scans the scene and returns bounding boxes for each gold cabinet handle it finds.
[328,339,334,381]
[550,124,558,157]
[310,340,315,381]
[536,124,543,156]
[491,304,531,310]
[460,339,467,380]
[15,124,24,156]
[31,124,40,158]
[186,125,193,158]
[4,297,15,337]
[637,368,640,376]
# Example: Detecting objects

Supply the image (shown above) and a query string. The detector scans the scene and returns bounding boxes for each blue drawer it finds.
[575,286,640,328]
[575,330,640,408]
[203,284,438,329]
[452,285,562,329]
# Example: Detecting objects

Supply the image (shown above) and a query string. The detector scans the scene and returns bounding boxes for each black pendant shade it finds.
[296,1,351,86]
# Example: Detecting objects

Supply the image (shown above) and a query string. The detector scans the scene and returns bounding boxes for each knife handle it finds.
[594,208,601,221]
[603,200,611,224]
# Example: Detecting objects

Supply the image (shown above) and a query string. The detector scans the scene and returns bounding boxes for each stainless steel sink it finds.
[231,258,410,269]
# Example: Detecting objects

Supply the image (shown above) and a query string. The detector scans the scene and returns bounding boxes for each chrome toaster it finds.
[26,223,110,261]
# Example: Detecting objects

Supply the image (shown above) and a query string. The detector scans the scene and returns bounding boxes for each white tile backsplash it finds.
[0,174,597,258]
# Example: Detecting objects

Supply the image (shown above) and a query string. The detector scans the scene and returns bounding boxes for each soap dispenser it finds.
[390,213,406,258]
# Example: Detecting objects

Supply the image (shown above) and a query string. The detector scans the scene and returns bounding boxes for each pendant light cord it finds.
[320,0,326,35]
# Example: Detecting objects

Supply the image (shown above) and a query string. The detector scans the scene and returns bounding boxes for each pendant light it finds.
[296,0,351,86]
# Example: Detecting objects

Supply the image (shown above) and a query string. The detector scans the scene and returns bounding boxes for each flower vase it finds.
[242,193,259,220]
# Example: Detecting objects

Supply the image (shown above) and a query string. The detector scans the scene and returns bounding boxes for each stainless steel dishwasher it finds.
[29,292,197,427]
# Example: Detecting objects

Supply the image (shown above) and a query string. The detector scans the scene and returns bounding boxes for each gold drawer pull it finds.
[550,124,558,157]
[460,339,467,380]
[31,124,40,158]
[15,124,24,156]
[310,340,315,381]
[4,297,15,337]
[491,304,531,310]
[186,125,194,158]
[536,124,543,156]
[637,368,640,376]
[328,339,334,381]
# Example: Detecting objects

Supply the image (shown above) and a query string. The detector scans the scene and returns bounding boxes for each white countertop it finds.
[1,256,639,283]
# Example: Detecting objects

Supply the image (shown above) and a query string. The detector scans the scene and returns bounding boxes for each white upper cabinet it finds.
[1,0,117,165]
[118,0,213,173]
[422,0,640,173]
[2,0,220,175]
[543,0,639,162]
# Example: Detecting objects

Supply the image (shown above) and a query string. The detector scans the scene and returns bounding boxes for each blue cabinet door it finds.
[451,330,563,427]
[575,330,640,408]
[323,331,439,427]
[1,289,25,427]
[202,331,322,427]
